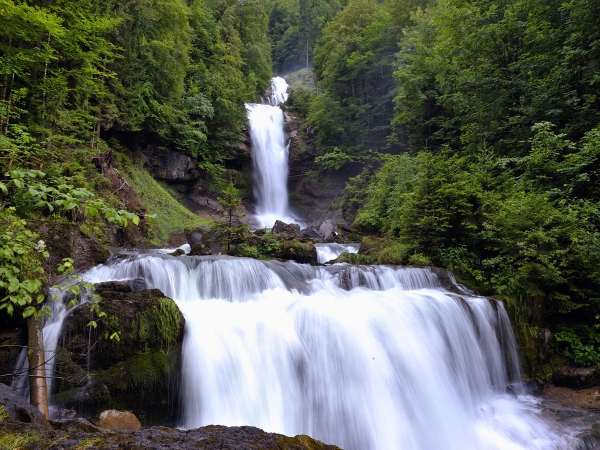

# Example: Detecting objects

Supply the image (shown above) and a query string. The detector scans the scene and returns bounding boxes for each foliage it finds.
[345,123,600,358]
[0,0,273,185]
[216,180,248,253]
[393,0,600,155]
[268,0,344,74]
[0,208,47,317]
[555,326,600,367]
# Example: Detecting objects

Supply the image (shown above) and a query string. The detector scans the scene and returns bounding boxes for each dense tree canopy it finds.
[1,0,272,179]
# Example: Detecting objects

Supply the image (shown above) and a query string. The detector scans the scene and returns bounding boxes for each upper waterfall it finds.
[246,77,301,228]
[269,76,289,106]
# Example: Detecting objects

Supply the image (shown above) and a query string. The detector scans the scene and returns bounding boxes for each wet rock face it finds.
[142,144,201,182]
[53,283,185,426]
[0,383,51,430]
[0,324,26,386]
[1,383,342,449]
[28,221,110,277]
[553,366,600,389]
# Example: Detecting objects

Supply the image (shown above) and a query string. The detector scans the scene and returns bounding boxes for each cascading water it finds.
[76,251,578,450]
[11,285,89,404]
[246,77,301,228]
[315,243,360,264]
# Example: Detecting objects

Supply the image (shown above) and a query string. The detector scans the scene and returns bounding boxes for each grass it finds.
[284,67,316,93]
[0,432,43,450]
[118,156,211,245]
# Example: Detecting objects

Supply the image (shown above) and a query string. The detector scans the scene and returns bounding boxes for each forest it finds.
[1,0,600,381]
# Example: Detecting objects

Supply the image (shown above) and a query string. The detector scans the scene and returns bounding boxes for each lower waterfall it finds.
[76,252,574,449]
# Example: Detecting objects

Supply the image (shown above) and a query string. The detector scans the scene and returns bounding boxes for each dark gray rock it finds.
[553,366,600,389]
[53,286,185,426]
[298,227,323,241]
[185,226,211,246]
[318,219,336,241]
[272,220,301,239]
[0,382,51,430]
[142,144,201,182]
[185,226,224,255]
[28,221,110,276]
[1,383,341,449]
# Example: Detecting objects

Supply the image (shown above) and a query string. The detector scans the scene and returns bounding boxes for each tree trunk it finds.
[28,316,49,419]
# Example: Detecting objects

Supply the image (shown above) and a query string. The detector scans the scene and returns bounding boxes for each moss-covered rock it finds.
[53,282,184,426]
[28,221,110,278]
[279,240,318,264]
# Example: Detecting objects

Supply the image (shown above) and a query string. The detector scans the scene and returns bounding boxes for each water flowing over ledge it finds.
[315,242,360,264]
[72,251,579,450]
[246,76,304,228]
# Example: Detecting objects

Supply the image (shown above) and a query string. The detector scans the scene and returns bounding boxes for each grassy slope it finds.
[120,159,210,245]
[284,67,316,92]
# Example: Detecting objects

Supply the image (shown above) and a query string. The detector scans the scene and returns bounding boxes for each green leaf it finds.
[22,279,42,294]
[87,320,97,329]
[23,306,35,318]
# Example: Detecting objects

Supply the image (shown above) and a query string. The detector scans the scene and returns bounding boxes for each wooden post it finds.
[28,317,49,419]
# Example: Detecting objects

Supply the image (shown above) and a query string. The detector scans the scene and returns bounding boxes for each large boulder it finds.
[94,409,142,431]
[318,219,336,241]
[185,226,224,255]
[553,366,600,389]
[53,282,185,426]
[272,220,301,239]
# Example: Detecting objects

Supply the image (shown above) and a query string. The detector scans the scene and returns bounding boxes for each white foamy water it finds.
[246,77,302,228]
[315,243,360,264]
[269,76,289,106]
[75,252,579,450]
[11,284,88,403]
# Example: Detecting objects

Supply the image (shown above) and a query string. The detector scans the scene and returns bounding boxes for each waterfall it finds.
[315,243,360,264]
[246,77,300,228]
[11,284,89,406]
[77,251,577,450]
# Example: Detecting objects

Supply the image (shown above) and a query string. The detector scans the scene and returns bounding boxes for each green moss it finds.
[333,253,375,265]
[407,253,432,266]
[284,67,316,93]
[0,405,7,422]
[132,298,182,350]
[128,350,167,388]
[230,243,261,259]
[0,432,43,449]
[71,438,103,450]
[281,240,315,260]
[117,154,210,244]
[377,242,411,265]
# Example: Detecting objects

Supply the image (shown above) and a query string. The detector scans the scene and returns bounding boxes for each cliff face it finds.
[137,105,356,228]
[284,110,360,226]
